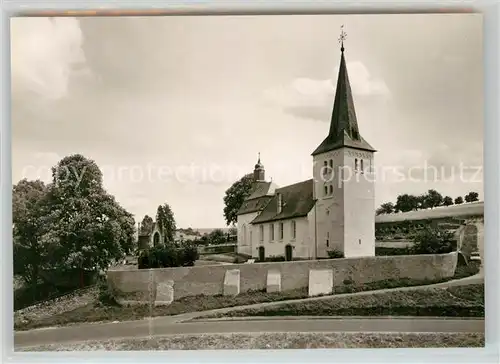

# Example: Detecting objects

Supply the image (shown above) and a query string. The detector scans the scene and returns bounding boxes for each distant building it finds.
[236,40,376,261]
[137,221,163,250]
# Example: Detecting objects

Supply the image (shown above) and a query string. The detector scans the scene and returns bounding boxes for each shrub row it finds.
[138,243,199,269]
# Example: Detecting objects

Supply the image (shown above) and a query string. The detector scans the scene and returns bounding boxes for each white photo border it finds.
[1,1,498,363]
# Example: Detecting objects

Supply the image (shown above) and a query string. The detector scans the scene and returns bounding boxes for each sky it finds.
[11,14,483,228]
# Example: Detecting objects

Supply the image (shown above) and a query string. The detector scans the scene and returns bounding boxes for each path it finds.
[14,274,484,349]
[15,318,485,349]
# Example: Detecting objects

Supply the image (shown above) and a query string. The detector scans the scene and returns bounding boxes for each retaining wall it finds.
[107,252,457,303]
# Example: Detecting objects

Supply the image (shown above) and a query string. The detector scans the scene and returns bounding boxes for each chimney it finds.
[277,193,283,214]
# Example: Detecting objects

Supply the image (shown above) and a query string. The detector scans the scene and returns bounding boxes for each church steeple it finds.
[253,152,265,181]
[312,26,375,156]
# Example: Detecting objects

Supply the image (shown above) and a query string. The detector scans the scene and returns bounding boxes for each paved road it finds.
[15,317,484,348]
[15,275,484,349]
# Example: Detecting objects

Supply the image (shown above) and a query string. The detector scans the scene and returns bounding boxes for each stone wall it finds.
[107,252,457,303]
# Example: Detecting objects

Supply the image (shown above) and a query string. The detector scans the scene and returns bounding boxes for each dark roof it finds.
[251,179,316,224]
[247,181,274,200]
[312,47,375,156]
[237,181,275,215]
[237,195,273,215]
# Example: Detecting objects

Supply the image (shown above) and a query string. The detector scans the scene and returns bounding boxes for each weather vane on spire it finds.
[338,25,347,52]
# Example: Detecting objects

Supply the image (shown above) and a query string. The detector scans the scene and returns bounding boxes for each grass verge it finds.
[202,284,484,319]
[15,263,480,331]
[17,332,484,351]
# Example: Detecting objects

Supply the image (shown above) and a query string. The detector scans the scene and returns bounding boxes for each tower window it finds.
[355,158,358,171]
[324,186,328,196]
[326,232,330,247]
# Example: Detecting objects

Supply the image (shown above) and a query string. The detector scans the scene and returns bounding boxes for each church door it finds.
[285,244,293,261]
[258,246,265,262]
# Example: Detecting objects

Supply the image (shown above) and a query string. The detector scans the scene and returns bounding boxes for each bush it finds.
[256,255,286,263]
[411,226,456,254]
[327,249,344,259]
[96,277,119,307]
[138,243,199,269]
[375,247,413,256]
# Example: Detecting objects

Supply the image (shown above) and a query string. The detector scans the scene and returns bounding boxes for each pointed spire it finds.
[312,26,375,156]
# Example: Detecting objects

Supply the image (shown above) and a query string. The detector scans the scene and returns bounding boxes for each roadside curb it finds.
[187,316,484,323]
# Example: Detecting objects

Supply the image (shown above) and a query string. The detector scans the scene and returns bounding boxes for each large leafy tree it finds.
[223,173,255,226]
[454,196,464,205]
[394,194,419,213]
[424,189,444,209]
[156,203,176,243]
[12,179,53,287]
[47,154,136,272]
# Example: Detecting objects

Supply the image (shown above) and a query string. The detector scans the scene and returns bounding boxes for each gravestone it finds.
[155,280,174,305]
[308,269,333,297]
[223,269,240,296]
[266,270,281,293]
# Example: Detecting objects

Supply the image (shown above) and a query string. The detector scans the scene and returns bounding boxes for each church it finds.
[236,35,376,261]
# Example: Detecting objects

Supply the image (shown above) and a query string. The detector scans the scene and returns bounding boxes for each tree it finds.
[442,196,454,206]
[140,215,154,235]
[223,173,255,226]
[412,226,456,254]
[228,225,237,236]
[395,194,419,213]
[207,228,228,245]
[454,196,464,205]
[376,202,395,215]
[464,191,479,203]
[416,194,429,210]
[47,154,136,272]
[424,189,443,209]
[12,179,52,287]
[156,203,176,243]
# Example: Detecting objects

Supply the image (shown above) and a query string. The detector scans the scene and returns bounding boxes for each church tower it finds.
[253,153,265,181]
[312,27,376,258]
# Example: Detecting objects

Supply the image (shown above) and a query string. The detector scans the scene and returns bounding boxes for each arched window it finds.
[324,186,328,196]
[360,159,364,173]
[329,185,333,194]
[329,159,333,168]
[354,158,358,171]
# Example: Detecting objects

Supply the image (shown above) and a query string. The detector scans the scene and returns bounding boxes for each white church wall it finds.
[313,149,345,258]
[312,147,375,258]
[236,212,259,256]
[343,148,376,257]
[252,217,311,259]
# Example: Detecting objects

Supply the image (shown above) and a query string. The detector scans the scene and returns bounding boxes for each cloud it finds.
[263,61,390,121]
[11,17,89,100]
